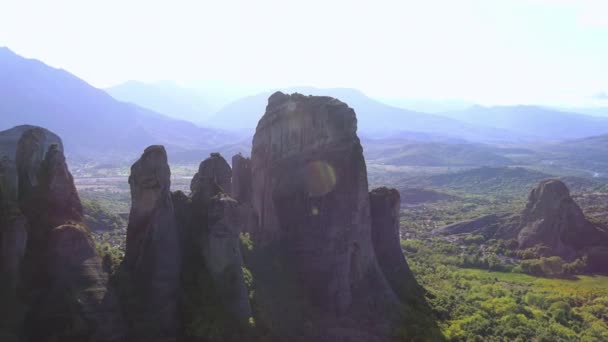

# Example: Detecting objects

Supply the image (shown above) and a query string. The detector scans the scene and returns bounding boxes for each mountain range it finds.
[0,47,239,163]
[4,46,608,166]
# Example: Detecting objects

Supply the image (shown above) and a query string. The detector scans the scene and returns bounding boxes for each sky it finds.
[1,0,607,106]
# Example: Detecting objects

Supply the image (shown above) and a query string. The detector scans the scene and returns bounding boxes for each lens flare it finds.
[305,160,337,197]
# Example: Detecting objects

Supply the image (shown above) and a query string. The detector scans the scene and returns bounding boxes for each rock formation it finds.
[190,152,232,196]
[13,129,125,342]
[124,145,180,342]
[15,127,63,203]
[231,153,252,204]
[437,179,608,261]
[249,92,409,340]
[517,179,607,258]
[370,187,421,303]
[189,153,252,324]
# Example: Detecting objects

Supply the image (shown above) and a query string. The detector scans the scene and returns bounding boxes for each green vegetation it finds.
[405,239,608,341]
[82,199,126,231]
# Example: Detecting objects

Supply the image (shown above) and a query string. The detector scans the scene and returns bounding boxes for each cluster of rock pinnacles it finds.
[0,93,439,341]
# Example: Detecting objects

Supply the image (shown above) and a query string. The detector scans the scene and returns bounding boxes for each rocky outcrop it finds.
[370,187,421,303]
[437,179,608,261]
[517,179,607,258]
[249,92,400,340]
[18,134,125,342]
[125,145,180,342]
[190,153,252,325]
[190,152,232,196]
[231,153,252,204]
[15,127,63,203]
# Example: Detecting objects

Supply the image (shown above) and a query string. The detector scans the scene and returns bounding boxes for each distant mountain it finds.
[397,166,605,197]
[538,134,608,177]
[378,97,474,113]
[363,139,514,167]
[105,81,215,123]
[0,47,237,163]
[208,87,521,142]
[559,107,608,118]
[439,105,608,140]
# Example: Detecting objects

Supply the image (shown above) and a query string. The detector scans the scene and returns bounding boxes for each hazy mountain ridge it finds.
[207,87,528,143]
[105,80,215,123]
[439,105,608,140]
[0,47,236,162]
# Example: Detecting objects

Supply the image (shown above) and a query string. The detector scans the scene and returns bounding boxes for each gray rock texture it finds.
[125,145,180,342]
[517,179,607,258]
[249,92,398,341]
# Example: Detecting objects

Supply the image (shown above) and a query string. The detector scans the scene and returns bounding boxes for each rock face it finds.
[370,187,421,303]
[190,152,232,196]
[16,131,125,342]
[517,179,606,258]
[125,145,180,342]
[15,127,63,203]
[189,153,252,324]
[250,92,398,340]
[231,153,252,204]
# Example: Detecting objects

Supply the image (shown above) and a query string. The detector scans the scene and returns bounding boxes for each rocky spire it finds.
[518,179,607,258]
[370,187,423,303]
[20,138,125,342]
[125,145,180,342]
[249,92,398,340]
[190,152,232,197]
[190,152,252,325]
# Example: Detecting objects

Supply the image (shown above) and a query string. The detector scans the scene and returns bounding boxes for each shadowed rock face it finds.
[0,208,27,292]
[518,179,606,258]
[190,152,232,196]
[15,127,63,204]
[190,153,252,325]
[231,153,252,204]
[0,156,18,202]
[19,136,125,342]
[370,187,421,303]
[0,125,62,203]
[125,145,180,342]
[250,92,396,340]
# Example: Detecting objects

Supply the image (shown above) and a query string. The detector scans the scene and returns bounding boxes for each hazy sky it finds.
[1,0,607,106]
